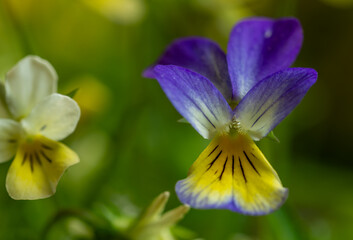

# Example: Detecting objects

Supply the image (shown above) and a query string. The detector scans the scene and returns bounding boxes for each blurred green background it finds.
[0,0,352,239]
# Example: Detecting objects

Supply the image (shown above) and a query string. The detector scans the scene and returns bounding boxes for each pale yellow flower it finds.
[0,56,80,200]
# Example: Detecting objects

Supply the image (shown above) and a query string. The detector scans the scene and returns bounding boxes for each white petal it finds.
[21,94,80,141]
[5,56,58,119]
[0,119,23,163]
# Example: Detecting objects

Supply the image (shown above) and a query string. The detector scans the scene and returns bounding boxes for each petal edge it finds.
[144,37,233,100]
[5,56,58,119]
[227,17,303,100]
[21,93,81,141]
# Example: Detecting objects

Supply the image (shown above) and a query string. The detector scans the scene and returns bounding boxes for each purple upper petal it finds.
[227,17,303,100]
[144,37,233,100]
[154,65,233,139]
[234,68,317,141]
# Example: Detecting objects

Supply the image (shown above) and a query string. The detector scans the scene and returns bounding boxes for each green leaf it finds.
[66,88,79,98]
[177,118,189,124]
[266,131,280,143]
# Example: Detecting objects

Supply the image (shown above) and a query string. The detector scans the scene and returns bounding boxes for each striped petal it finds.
[5,56,58,119]
[144,37,232,100]
[175,134,287,215]
[234,68,317,141]
[154,65,233,139]
[6,135,79,200]
[227,18,303,100]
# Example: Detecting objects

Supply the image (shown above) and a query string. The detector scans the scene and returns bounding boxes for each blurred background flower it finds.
[65,75,112,120]
[0,0,352,239]
[81,0,146,25]
[192,0,254,35]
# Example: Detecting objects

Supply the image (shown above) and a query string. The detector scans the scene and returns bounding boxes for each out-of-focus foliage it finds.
[0,0,352,239]
[320,0,353,8]
[191,0,254,35]
[42,192,190,240]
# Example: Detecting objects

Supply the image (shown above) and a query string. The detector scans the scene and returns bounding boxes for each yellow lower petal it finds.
[6,135,79,200]
[176,134,287,215]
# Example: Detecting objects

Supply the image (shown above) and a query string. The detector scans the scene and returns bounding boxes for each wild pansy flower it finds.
[0,56,80,200]
[144,18,317,215]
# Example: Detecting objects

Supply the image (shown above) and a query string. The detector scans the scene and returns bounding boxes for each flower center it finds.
[18,135,54,172]
[221,119,247,138]
[219,100,247,137]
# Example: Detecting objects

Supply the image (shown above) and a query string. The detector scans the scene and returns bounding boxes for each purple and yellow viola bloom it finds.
[144,17,317,215]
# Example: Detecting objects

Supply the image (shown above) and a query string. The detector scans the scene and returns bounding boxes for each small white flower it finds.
[0,56,80,200]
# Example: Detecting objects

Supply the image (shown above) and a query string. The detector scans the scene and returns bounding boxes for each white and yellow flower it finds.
[0,56,80,200]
